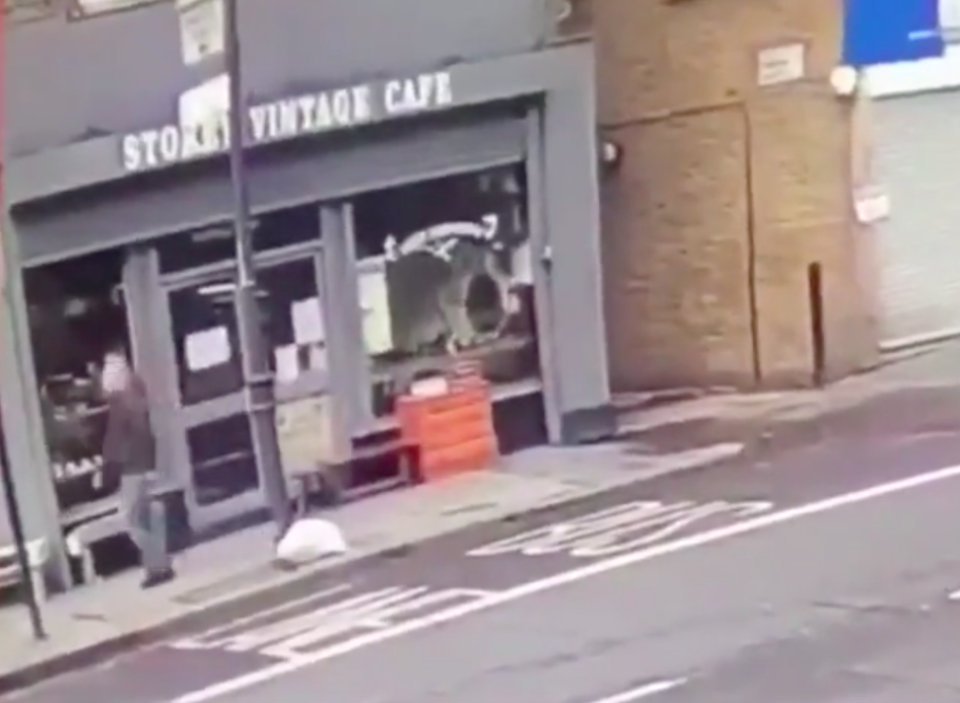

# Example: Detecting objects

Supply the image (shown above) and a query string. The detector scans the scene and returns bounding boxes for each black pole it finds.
[0,428,46,639]
[808,262,826,388]
[223,0,293,537]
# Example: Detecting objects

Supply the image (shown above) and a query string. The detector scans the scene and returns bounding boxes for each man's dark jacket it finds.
[102,376,157,476]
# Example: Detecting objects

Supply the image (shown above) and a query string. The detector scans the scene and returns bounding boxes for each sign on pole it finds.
[178,73,230,137]
[176,0,226,66]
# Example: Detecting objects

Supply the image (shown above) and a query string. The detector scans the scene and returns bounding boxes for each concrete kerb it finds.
[0,447,741,697]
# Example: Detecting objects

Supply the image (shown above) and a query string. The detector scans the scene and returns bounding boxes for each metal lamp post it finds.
[0,6,47,640]
[179,0,292,536]
[0,434,46,639]
[221,0,293,538]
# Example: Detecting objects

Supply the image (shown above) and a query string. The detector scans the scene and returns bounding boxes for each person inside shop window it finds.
[101,349,176,588]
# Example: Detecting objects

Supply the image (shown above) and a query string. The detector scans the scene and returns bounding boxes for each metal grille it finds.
[875,89,960,351]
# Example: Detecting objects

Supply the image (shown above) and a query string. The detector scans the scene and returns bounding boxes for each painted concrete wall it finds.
[4,0,551,157]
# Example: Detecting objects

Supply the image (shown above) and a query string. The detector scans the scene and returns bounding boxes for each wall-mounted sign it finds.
[842,0,946,67]
[120,70,454,172]
[756,42,806,87]
[176,0,225,66]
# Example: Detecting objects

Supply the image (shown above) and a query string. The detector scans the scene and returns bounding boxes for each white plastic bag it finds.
[275,518,348,565]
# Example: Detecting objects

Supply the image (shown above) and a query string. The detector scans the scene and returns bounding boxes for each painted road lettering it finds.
[467,500,774,558]
[588,679,688,703]
[173,584,495,660]
[171,464,960,703]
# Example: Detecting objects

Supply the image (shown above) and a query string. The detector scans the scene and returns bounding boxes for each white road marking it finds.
[588,679,688,703]
[170,462,960,703]
[173,586,494,659]
[948,589,960,601]
[468,500,774,558]
[171,583,353,648]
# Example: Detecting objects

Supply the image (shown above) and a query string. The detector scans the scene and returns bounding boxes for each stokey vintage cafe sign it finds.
[120,70,454,173]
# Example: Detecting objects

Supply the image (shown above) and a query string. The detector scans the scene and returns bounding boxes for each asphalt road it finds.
[11,428,960,703]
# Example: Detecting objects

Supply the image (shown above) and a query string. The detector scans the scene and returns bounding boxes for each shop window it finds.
[157,206,321,274]
[24,250,129,514]
[352,166,539,416]
[258,258,328,385]
[169,256,325,405]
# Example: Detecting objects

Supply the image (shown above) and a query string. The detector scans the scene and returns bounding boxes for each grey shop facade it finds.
[0,43,614,587]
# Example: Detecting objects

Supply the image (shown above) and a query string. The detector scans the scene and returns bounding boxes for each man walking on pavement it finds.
[101,348,176,589]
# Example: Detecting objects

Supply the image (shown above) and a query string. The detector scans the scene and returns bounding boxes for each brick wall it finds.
[589,0,880,391]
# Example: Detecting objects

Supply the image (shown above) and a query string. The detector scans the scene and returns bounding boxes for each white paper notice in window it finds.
[512,242,534,285]
[185,326,231,371]
[291,297,325,345]
[358,267,394,356]
[274,344,301,384]
[308,344,328,374]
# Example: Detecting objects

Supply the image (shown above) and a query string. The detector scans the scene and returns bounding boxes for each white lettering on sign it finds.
[384,71,453,116]
[121,71,453,172]
[171,584,494,660]
[385,213,499,263]
[248,86,373,143]
[121,119,227,172]
[467,500,775,559]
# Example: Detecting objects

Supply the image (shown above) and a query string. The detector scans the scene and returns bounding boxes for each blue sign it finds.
[843,0,946,67]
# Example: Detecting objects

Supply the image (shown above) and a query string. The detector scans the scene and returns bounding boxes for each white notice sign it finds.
[757,42,806,87]
[185,326,231,371]
[274,344,300,384]
[176,0,225,66]
[291,298,326,345]
[178,74,230,131]
[358,267,393,356]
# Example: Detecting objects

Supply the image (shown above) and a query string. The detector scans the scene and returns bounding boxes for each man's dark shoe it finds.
[141,567,176,589]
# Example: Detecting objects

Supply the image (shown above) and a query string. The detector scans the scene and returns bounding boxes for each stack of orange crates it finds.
[396,361,499,483]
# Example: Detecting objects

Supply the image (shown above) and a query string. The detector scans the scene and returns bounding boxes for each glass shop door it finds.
[156,250,330,532]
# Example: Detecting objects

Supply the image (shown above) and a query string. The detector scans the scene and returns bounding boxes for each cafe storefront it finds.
[0,42,613,588]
